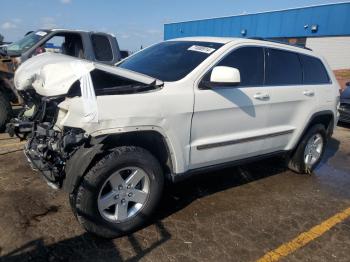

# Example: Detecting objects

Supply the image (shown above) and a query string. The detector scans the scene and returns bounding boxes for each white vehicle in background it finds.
[8,37,339,238]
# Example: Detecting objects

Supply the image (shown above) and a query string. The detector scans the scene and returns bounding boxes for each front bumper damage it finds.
[7,95,87,188]
[7,52,164,190]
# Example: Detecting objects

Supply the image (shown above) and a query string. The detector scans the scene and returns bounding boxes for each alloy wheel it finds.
[97,166,150,223]
[303,133,324,168]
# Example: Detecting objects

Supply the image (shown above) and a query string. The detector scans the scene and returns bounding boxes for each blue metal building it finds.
[164,2,350,40]
[164,2,350,70]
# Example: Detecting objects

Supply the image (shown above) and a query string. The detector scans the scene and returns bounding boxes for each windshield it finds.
[6,30,48,55]
[118,41,224,81]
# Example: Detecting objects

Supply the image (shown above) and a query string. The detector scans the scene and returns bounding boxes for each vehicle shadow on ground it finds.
[0,220,171,262]
[155,157,287,221]
[0,157,286,262]
[321,137,340,163]
[0,139,342,262]
[156,133,342,220]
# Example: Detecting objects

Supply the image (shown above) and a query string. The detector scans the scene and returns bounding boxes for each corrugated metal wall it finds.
[164,2,350,40]
[306,36,350,70]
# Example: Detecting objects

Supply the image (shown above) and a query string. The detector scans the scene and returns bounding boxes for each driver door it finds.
[190,46,271,169]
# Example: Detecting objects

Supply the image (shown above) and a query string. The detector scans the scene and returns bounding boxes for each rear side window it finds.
[300,55,330,84]
[217,47,264,86]
[91,34,113,61]
[266,48,302,85]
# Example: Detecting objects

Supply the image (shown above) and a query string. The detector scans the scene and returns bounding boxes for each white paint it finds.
[15,38,340,174]
[210,66,240,83]
[14,52,162,96]
[306,36,350,70]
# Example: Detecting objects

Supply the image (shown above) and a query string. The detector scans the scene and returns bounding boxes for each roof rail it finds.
[247,37,313,51]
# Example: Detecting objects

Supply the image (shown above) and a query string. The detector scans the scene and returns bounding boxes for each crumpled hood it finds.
[14,52,163,97]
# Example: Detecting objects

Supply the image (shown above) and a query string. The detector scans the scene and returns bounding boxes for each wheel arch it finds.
[63,130,175,193]
[100,130,174,177]
[293,110,335,152]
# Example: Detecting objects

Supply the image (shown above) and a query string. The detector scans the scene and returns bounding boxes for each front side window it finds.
[118,41,223,82]
[265,48,302,85]
[300,55,330,84]
[216,46,264,86]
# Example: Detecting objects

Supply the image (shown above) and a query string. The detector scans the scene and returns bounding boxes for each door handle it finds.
[254,92,270,100]
[303,90,315,97]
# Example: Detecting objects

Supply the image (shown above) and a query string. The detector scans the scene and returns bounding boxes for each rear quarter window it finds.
[91,34,113,61]
[299,55,330,84]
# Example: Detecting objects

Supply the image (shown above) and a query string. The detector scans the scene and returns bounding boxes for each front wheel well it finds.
[98,131,174,181]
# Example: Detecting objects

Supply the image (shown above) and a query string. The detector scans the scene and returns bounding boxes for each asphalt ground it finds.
[0,124,349,262]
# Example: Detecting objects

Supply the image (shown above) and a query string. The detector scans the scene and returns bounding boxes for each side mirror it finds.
[202,66,240,89]
[211,66,241,84]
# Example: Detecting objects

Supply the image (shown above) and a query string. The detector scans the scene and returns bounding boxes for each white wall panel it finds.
[306,37,350,70]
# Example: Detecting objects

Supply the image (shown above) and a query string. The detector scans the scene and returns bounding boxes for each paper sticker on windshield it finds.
[188,45,216,54]
[35,31,47,37]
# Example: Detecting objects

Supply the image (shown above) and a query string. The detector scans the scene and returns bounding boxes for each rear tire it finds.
[0,92,12,131]
[71,146,164,238]
[288,124,327,174]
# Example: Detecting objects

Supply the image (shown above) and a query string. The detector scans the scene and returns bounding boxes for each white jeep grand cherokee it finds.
[8,37,340,238]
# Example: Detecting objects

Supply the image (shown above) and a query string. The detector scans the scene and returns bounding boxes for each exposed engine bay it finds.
[7,91,87,187]
[6,52,163,188]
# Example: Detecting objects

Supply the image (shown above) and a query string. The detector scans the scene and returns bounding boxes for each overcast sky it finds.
[0,0,347,51]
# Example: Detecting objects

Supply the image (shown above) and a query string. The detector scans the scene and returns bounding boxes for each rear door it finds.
[262,48,318,151]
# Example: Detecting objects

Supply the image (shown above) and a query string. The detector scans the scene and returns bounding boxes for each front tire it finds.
[288,124,327,174]
[71,146,164,238]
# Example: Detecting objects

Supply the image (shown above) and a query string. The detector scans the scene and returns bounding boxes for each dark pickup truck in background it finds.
[0,29,123,130]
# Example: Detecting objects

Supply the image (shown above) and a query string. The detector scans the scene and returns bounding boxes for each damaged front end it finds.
[7,92,87,187]
[7,53,163,189]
